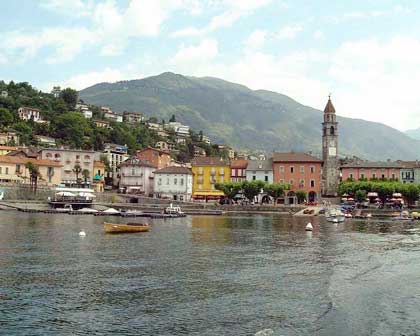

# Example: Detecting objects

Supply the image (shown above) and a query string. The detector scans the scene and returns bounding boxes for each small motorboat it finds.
[164,203,185,215]
[326,208,345,223]
[104,222,150,233]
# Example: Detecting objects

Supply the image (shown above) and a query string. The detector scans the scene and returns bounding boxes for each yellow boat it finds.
[104,222,150,234]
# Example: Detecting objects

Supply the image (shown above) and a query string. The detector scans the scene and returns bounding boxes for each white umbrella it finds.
[103,208,120,214]
[79,192,96,198]
[56,191,76,197]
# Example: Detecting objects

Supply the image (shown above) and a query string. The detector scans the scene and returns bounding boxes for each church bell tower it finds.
[322,95,339,196]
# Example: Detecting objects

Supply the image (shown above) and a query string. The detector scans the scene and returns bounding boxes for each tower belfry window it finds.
[330,126,335,135]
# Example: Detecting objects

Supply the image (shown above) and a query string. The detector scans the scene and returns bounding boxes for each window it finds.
[174,178,177,185]
[381,174,385,179]
[180,178,184,185]
[76,155,80,160]
[300,179,305,187]
[300,166,305,173]
[392,173,396,180]
[310,180,315,188]
[84,155,90,160]
[220,176,224,183]
[198,184,202,190]
[290,179,294,185]
[253,176,256,181]
[265,176,268,182]
[131,168,135,176]
[330,126,335,135]
[279,166,284,173]
[372,173,376,179]
[16,164,21,174]
[290,166,294,173]
[310,166,315,173]
[350,173,353,179]
[5,167,8,175]
[158,178,162,185]
[54,153,60,159]
[280,179,284,183]
[0,167,2,174]
[361,173,365,179]
[231,169,236,177]
[46,153,52,158]
[167,178,170,185]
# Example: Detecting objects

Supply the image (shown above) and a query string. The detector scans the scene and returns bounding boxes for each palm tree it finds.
[25,162,41,193]
[73,164,82,185]
[82,169,90,186]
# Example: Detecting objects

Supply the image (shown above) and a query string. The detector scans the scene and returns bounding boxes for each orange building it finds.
[136,147,172,169]
[272,152,322,203]
[340,161,402,181]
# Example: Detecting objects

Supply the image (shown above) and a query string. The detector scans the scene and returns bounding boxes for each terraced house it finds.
[191,157,230,201]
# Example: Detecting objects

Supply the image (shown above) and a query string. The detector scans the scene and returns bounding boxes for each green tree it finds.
[295,190,307,204]
[53,112,90,148]
[355,189,367,203]
[59,88,78,110]
[242,180,265,203]
[169,114,176,122]
[265,183,289,204]
[215,182,242,201]
[0,107,14,126]
[401,184,419,206]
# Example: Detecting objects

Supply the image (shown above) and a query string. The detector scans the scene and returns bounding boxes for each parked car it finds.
[104,185,113,191]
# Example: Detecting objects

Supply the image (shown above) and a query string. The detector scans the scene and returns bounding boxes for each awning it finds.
[367,192,378,197]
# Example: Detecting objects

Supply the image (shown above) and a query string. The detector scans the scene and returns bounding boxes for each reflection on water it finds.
[1,212,420,335]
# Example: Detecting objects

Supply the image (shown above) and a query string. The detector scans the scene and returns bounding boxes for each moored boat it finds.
[104,222,150,233]
[326,208,345,223]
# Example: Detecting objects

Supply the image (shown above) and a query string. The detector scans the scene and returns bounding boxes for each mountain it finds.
[80,72,420,160]
[405,128,420,140]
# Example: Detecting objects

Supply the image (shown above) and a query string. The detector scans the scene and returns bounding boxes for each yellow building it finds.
[0,156,62,186]
[191,157,230,201]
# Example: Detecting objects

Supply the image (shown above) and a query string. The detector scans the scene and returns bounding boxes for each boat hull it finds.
[104,223,150,233]
[326,216,345,223]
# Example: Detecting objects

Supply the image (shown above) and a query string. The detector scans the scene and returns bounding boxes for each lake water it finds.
[1,212,420,335]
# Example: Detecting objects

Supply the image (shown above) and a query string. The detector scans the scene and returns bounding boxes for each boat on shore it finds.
[326,208,345,223]
[104,222,150,233]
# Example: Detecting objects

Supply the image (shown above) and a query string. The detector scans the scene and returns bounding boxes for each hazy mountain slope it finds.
[80,72,420,160]
[405,128,420,140]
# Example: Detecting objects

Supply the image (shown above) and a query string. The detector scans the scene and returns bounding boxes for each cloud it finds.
[244,30,268,50]
[173,39,219,65]
[276,24,303,40]
[60,68,124,90]
[171,0,273,37]
[40,0,93,16]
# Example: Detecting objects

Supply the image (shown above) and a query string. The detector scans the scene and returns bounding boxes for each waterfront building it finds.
[136,147,171,169]
[123,111,144,124]
[93,160,105,192]
[230,159,248,182]
[102,143,129,186]
[246,159,273,183]
[154,166,193,201]
[18,107,46,123]
[0,132,19,146]
[321,96,340,196]
[0,155,62,186]
[340,161,403,181]
[40,148,95,187]
[119,157,156,196]
[272,152,322,203]
[191,157,230,201]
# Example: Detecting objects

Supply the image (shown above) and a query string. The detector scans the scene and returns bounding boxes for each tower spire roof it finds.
[324,95,336,114]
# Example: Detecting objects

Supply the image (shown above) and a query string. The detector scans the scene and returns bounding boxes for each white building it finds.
[18,107,46,123]
[245,159,274,184]
[166,122,190,137]
[201,135,211,145]
[123,111,144,124]
[76,103,93,119]
[35,135,56,147]
[154,166,193,202]
[119,157,156,196]
[40,148,95,187]
[104,111,123,123]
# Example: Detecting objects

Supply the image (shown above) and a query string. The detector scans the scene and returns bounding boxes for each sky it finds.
[1,0,419,131]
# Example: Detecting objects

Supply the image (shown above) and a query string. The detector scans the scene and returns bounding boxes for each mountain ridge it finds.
[80,72,420,160]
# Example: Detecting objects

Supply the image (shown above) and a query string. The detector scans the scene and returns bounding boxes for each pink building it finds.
[340,161,403,181]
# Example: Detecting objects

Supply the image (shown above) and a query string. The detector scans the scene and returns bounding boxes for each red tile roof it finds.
[154,166,192,175]
[230,159,248,169]
[0,155,62,167]
[324,97,336,113]
[191,157,230,166]
[272,152,322,163]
